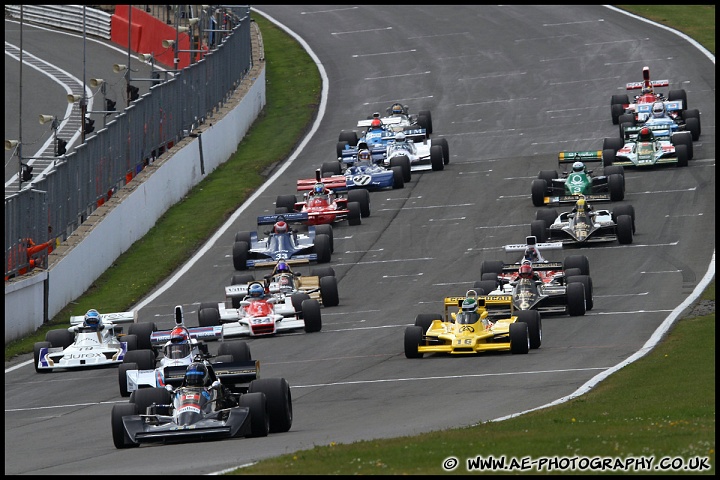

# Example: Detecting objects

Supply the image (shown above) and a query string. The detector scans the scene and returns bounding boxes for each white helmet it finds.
[394,132,406,143]
[572,161,584,172]
[651,102,665,118]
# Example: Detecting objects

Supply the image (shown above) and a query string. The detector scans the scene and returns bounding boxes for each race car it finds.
[383,132,449,172]
[610,66,696,126]
[317,148,409,190]
[232,214,332,270]
[33,310,145,373]
[530,196,635,246]
[278,172,370,225]
[224,260,339,308]
[338,104,433,149]
[118,305,243,397]
[473,236,592,316]
[617,101,701,142]
[197,279,323,337]
[404,290,542,358]
[111,359,293,448]
[602,127,691,168]
[531,150,625,206]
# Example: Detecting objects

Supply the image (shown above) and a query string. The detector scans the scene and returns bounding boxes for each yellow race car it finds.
[404,290,541,358]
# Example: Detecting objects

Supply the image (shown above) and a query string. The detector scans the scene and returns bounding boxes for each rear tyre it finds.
[218,341,252,362]
[531,179,548,207]
[128,323,156,351]
[566,282,586,316]
[198,307,221,327]
[232,241,250,270]
[518,310,542,349]
[319,276,340,307]
[123,349,155,370]
[248,377,293,433]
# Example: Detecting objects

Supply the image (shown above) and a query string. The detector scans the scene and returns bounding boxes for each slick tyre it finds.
[248,377,293,433]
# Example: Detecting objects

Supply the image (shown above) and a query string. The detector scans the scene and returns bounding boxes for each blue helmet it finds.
[314,183,325,195]
[185,362,209,387]
[248,283,264,298]
[84,309,102,330]
[277,261,290,273]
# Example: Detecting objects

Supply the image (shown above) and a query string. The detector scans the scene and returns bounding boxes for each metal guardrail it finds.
[5,5,112,39]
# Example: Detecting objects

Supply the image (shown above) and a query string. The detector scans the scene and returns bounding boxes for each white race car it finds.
[33,310,141,373]
[197,279,322,338]
[383,132,449,172]
[119,305,246,397]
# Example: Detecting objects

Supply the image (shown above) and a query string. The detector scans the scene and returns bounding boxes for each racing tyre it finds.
[123,349,155,370]
[418,110,433,134]
[602,149,616,168]
[608,174,624,201]
[339,130,358,146]
[684,117,700,141]
[248,377,293,433]
[46,329,74,349]
[390,155,412,181]
[674,144,689,168]
[235,231,252,244]
[348,188,371,217]
[518,310,542,349]
[538,170,558,183]
[128,323,156,351]
[612,204,636,233]
[310,266,335,278]
[430,145,445,171]
[218,341,252,362]
[566,282,586,317]
[275,195,297,213]
[668,89,688,110]
[314,234,332,263]
[473,280,499,296]
[213,355,234,363]
[481,273,499,282]
[404,326,424,359]
[132,387,171,415]
[415,313,441,333]
[198,307,221,327]
[291,293,311,314]
[563,254,590,275]
[480,260,504,277]
[604,165,624,178]
[619,121,633,140]
[610,94,629,106]
[118,362,138,397]
[391,166,405,188]
[33,341,51,373]
[315,224,334,252]
[319,276,340,307]
[301,299,322,333]
[564,268,582,279]
[530,220,548,243]
[347,202,362,226]
[199,302,220,314]
[616,215,634,245]
[567,275,594,311]
[671,131,693,160]
[238,392,269,438]
[603,137,624,152]
[336,141,349,158]
[536,208,558,226]
[531,179,548,207]
[232,273,255,285]
[610,103,625,125]
[509,323,530,354]
[322,160,342,176]
[111,403,139,449]
[618,113,635,126]
[434,137,449,164]
[232,241,250,270]
[123,334,138,352]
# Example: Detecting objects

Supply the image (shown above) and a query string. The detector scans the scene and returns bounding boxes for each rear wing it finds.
[70,311,136,326]
[557,151,602,165]
[297,173,349,192]
[150,325,223,346]
[626,79,669,90]
[622,123,672,141]
[161,359,260,389]
[503,237,563,253]
[501,262,564,273]
[247,257,314,269]
[257,212,309,225]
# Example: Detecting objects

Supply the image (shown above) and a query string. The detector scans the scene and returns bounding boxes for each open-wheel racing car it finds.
[276,172,370,226]
[404,290,541,358]
[531,150,625,206]
[33,309,149,373]
[602,126,692,169]
[111,357,293,448]
[531,196,635,246]
[117,305,251,397]
[313,149,409,191]
[232,214,332,270]
[474,237,593,316]
[383,132,449,172]
[197,276,323,338]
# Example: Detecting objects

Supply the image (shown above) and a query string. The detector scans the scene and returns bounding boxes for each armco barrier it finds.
[4,15,266,345]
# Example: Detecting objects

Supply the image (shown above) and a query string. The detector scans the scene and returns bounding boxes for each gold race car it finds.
[404,291,541,358]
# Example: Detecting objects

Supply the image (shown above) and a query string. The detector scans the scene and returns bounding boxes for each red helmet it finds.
[519,264,533,279]
[640,127,650,137]
[274,221,288,234]
[170,326,189,344]
[371,118,382,129]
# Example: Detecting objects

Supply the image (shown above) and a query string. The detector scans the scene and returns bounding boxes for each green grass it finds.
[5,6,715,476]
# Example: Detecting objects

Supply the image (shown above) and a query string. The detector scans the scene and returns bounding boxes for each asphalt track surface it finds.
[4,5,715,475]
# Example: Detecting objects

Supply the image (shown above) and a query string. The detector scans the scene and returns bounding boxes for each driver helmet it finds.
[524,247,539,263]
[461,297,477,313]
[84,309,102,330]
[519,263,534,279]
[370,118,383,130]
[639,126,652,139]
[651,101,665,118]
[357,149,372,162]
[313,182,325,195]
[274,220,288,234]
[166,326,191,359]
[394,132,407,143]
[276,260,290,273]
[575,195,586,213]
[184,362,209,388]
[641,86,653,95]
[248,283,264,298]
[572,161,584,172]
[391,103,404,115]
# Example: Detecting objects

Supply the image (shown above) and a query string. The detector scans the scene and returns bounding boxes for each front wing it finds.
[37,342,130,370]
